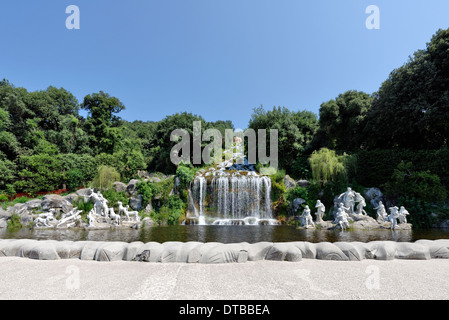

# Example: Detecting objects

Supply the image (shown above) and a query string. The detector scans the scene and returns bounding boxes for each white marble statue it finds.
[374,201,387,222]
[117,201,127,217]
[90,191,109,217]
[315,200,325,223]
[398,206,410,224]
[336,208,349,230]
[301,205,315,228]
[108,207,121,225]
[34,216,52,227]
[387,206,399,230]
[57,209,82,227]
[355,194,368,215]
[87,208,96,227]
[338,187,356,214]
[124,205,140,222]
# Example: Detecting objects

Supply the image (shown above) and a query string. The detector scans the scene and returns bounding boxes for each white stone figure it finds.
[301,205,315,228]
[90,191,109,217]
[315,200,325,223]
[374,201,387,222]
[334,203,350,223]
[57,209,82,227]
[117,201,128,218]
[34,216,52,227]
[125,205,140,222]
[338,187,356,214]
[108,207,121,225]
[398,206,410,224]
[388,206,399,230]
[336,208,350,230]
[87,208,96,227]
[37,209,56,222]
[355,194,368,215]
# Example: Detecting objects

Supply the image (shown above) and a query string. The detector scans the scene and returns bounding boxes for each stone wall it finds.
[1,239,448,263]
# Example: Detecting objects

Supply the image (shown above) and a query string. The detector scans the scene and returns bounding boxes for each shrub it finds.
[176,164,195,190]
[67,168,84,191]
[383,161,447,203]
[102,189,129,208]
[91,165,120,190]
[136,180,154,208]
[7,213,22,231]
[309,148,346,183]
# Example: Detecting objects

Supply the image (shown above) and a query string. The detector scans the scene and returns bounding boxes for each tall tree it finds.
[314,90,373,152]
[364,28,449,149]
[81,91,125,154]
[248,105,318,172]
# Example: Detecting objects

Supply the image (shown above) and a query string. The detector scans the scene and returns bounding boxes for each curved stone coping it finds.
[1,239,449,263]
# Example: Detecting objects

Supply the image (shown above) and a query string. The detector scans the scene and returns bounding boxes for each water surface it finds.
[2,225,449,243]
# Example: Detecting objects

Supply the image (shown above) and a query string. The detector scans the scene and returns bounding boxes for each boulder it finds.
[368,241,397,260]
[76,188,93,201]
[129,194,143,211]
[0,218,7,228]
[364,187,384,208]
[292,198,306,213]
[199,243,249,264]
[126,179,140,196]
[394,242,431,260]
[80,241,106,260]
[113,181,127,193]
[291,242,317,259]
[123,241,144,261]
[265,243,302,262]
[41,194,73,213]
[0,239,37,257]
[315,242,349,261]
[415,239,449,259]
[248,242,274,261]
[135,242,164,262]
[24,199,42,211]
[159,241,203,263]
[96,242,129,261]
[296,180,311,188]
[334,242,366,261]
[284,175,297,190]
[28,241,60,260]
[62,193,80,204]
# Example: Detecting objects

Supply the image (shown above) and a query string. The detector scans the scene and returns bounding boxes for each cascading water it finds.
[187,141,278,225]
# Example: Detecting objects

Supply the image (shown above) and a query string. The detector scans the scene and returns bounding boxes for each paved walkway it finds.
[0,257,448,300]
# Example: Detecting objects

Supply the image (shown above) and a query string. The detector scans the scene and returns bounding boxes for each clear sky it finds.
[1,0,449,130]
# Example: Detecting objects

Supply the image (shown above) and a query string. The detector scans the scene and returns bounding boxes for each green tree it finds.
[314,90,373,151]
[308,148,346,183]
[248,106,318,172]
[364,28,449,149]
[91,165,120,190]
[81,91,125,154]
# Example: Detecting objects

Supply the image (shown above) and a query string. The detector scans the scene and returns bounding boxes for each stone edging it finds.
[0,239,449,263]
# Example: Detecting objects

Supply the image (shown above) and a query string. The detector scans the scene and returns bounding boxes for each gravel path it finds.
[0,257,448,300]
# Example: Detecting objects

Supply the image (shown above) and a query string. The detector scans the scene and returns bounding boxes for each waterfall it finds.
[189,172,277,225]
[186,140,278,225]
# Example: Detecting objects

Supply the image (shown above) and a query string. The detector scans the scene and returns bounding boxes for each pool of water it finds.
[2,225,449,243]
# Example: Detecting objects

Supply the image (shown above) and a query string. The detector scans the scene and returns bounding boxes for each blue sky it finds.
[1,0,449,130]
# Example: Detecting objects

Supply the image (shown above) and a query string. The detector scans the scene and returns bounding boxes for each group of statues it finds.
[34,189,140,228]
[34,208,83,228]
[373,201,409,229]
[299,187,410,230]
[86,190,140,227]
